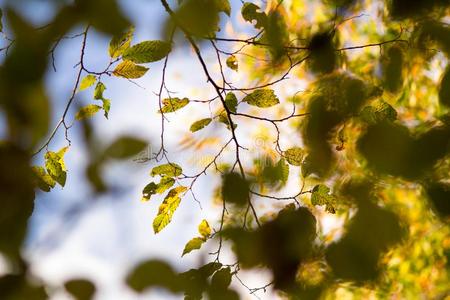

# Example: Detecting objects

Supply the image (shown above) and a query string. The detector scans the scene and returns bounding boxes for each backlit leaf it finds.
[151,163,182,177]
[182,237,205,256]
[241,2,267,29]
[221,172,249,206]
[142,182,157,202]
[198,219,211,238]
[45,148,69,187]
[284,147,304,166]
[113,60,148,79]
[94,82,106,100]
[123,40,171,63]
[109,27,134,58]
[211,267,232,289]
[311,184,336,213]
[190,118,212,132]
[243,89,279,108]
[79,75,96,91]
[225,92,238,113]
[226,55,238,71]
[215,0,231,16]
[75,104,102,120]
[153,186,187,233]
[31,166,56,192]
[160,97,189,113]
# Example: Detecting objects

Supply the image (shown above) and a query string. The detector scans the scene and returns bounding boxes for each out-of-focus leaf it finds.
[214,0,231,16]
[284,147,304,166]
[153,186,187,233]
[151,163,182,177]
[174,0,222,37]
[241,2,267,29]
[211,267,232,289]
[311,184,336,213]
[439,67,450,107]
[221,172,249,206]
[123,40,171,63]
[226,55,238,71]
[79,75,96,91]
[260,158,289,189]
[382,46,404,93]
[104,136,147,159]
[126,260,181,293]
[112,60,148,79]
[182,237,205,256]
[160,97,189,113]
[225,92,238,113]
[0,9,3,32]
[109,27,134,58]
[31,166,56,192]
[64,279,96,300]
[0,274,47,300]
[75,104,102,120]
[190,118,212,132]
[308,32,336,74]
[198,219,211,238]
[242,89,279,108]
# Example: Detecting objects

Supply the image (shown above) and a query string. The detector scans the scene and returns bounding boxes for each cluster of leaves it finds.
[0,0,449,299]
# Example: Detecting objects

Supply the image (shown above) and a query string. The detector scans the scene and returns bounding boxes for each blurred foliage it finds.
[0,0,449,299]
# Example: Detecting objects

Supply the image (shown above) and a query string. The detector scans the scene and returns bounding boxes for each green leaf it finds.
[79,75,96,91]
[241,2,267,29]
[109,27,134,58]
[156,177,176,194]
[198,219,211,238]
[211,267,232,289]
[142,182,157,202]
[75,104,102,120]
[0,9,3,32]
[214,0,231,16]
[153,186,187,233]
[104,136,147,159]
[123,40,172,63]
[242,89,280,108]
[439,67,450,107]
[31,166,56,192]
[94,82,106,100]
[221,172,249,206]
[64,279,96,300]
[226,55,238,71]
[360,100,397,125]
[160,97,189,113]
[182,237,205,256]
[284,147,304,166]
[101,98,111,119]
[112,60,148,79]
[311,184,336,213]
[45,147,69,187]
[225,92,238,113]
[151,163,182,177]
[190,118,212,132]
[142,178,175,202]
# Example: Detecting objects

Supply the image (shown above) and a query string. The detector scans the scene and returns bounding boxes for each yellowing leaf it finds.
[226,55,238,71]
[153,186,187,233]
[182,237,205,256]
[151,163,182,177]
[32,166,56,192]
[113,60,149,79]
[75,104,102,120]
[142,182,157,202]
[284,147,304,166]
[160,98,189,113]
[190,118,212,132]
[215,0,231,16]
[141,177,176,202]
[79,75,96,91]
[109,27,134,58]
[241,2,267,29]
[123,40,172,63]
[45,148,68,187]
[242,89,280,108]
[198,219,211,238]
